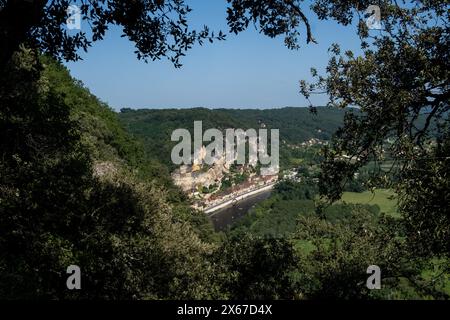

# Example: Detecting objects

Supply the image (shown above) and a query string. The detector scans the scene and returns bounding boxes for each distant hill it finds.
[118,107,349,170]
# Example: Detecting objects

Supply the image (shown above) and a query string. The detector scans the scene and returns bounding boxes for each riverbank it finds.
[205,183,276,215]
[208,188,273,231]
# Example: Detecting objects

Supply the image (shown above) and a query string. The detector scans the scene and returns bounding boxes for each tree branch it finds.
[284,0,316,44]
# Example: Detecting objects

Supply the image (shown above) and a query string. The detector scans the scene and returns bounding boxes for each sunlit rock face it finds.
[171,140,262,195]
[172,152,227,194]
[93,161,118,178]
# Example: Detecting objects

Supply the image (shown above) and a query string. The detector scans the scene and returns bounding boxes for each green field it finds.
[341,189,399,218]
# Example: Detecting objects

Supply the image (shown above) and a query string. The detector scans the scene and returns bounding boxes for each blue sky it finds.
[65,0,362,110]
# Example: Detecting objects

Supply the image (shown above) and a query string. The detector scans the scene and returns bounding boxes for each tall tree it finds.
[300,0,449,256]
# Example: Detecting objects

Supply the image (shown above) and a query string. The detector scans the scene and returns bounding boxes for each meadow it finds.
[341,189,399,218]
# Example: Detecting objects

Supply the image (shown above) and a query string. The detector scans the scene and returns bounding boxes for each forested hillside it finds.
[118,107,348,171]
[0,51,219,299]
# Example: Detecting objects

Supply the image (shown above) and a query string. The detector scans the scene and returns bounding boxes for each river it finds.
[208,189,272,231]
